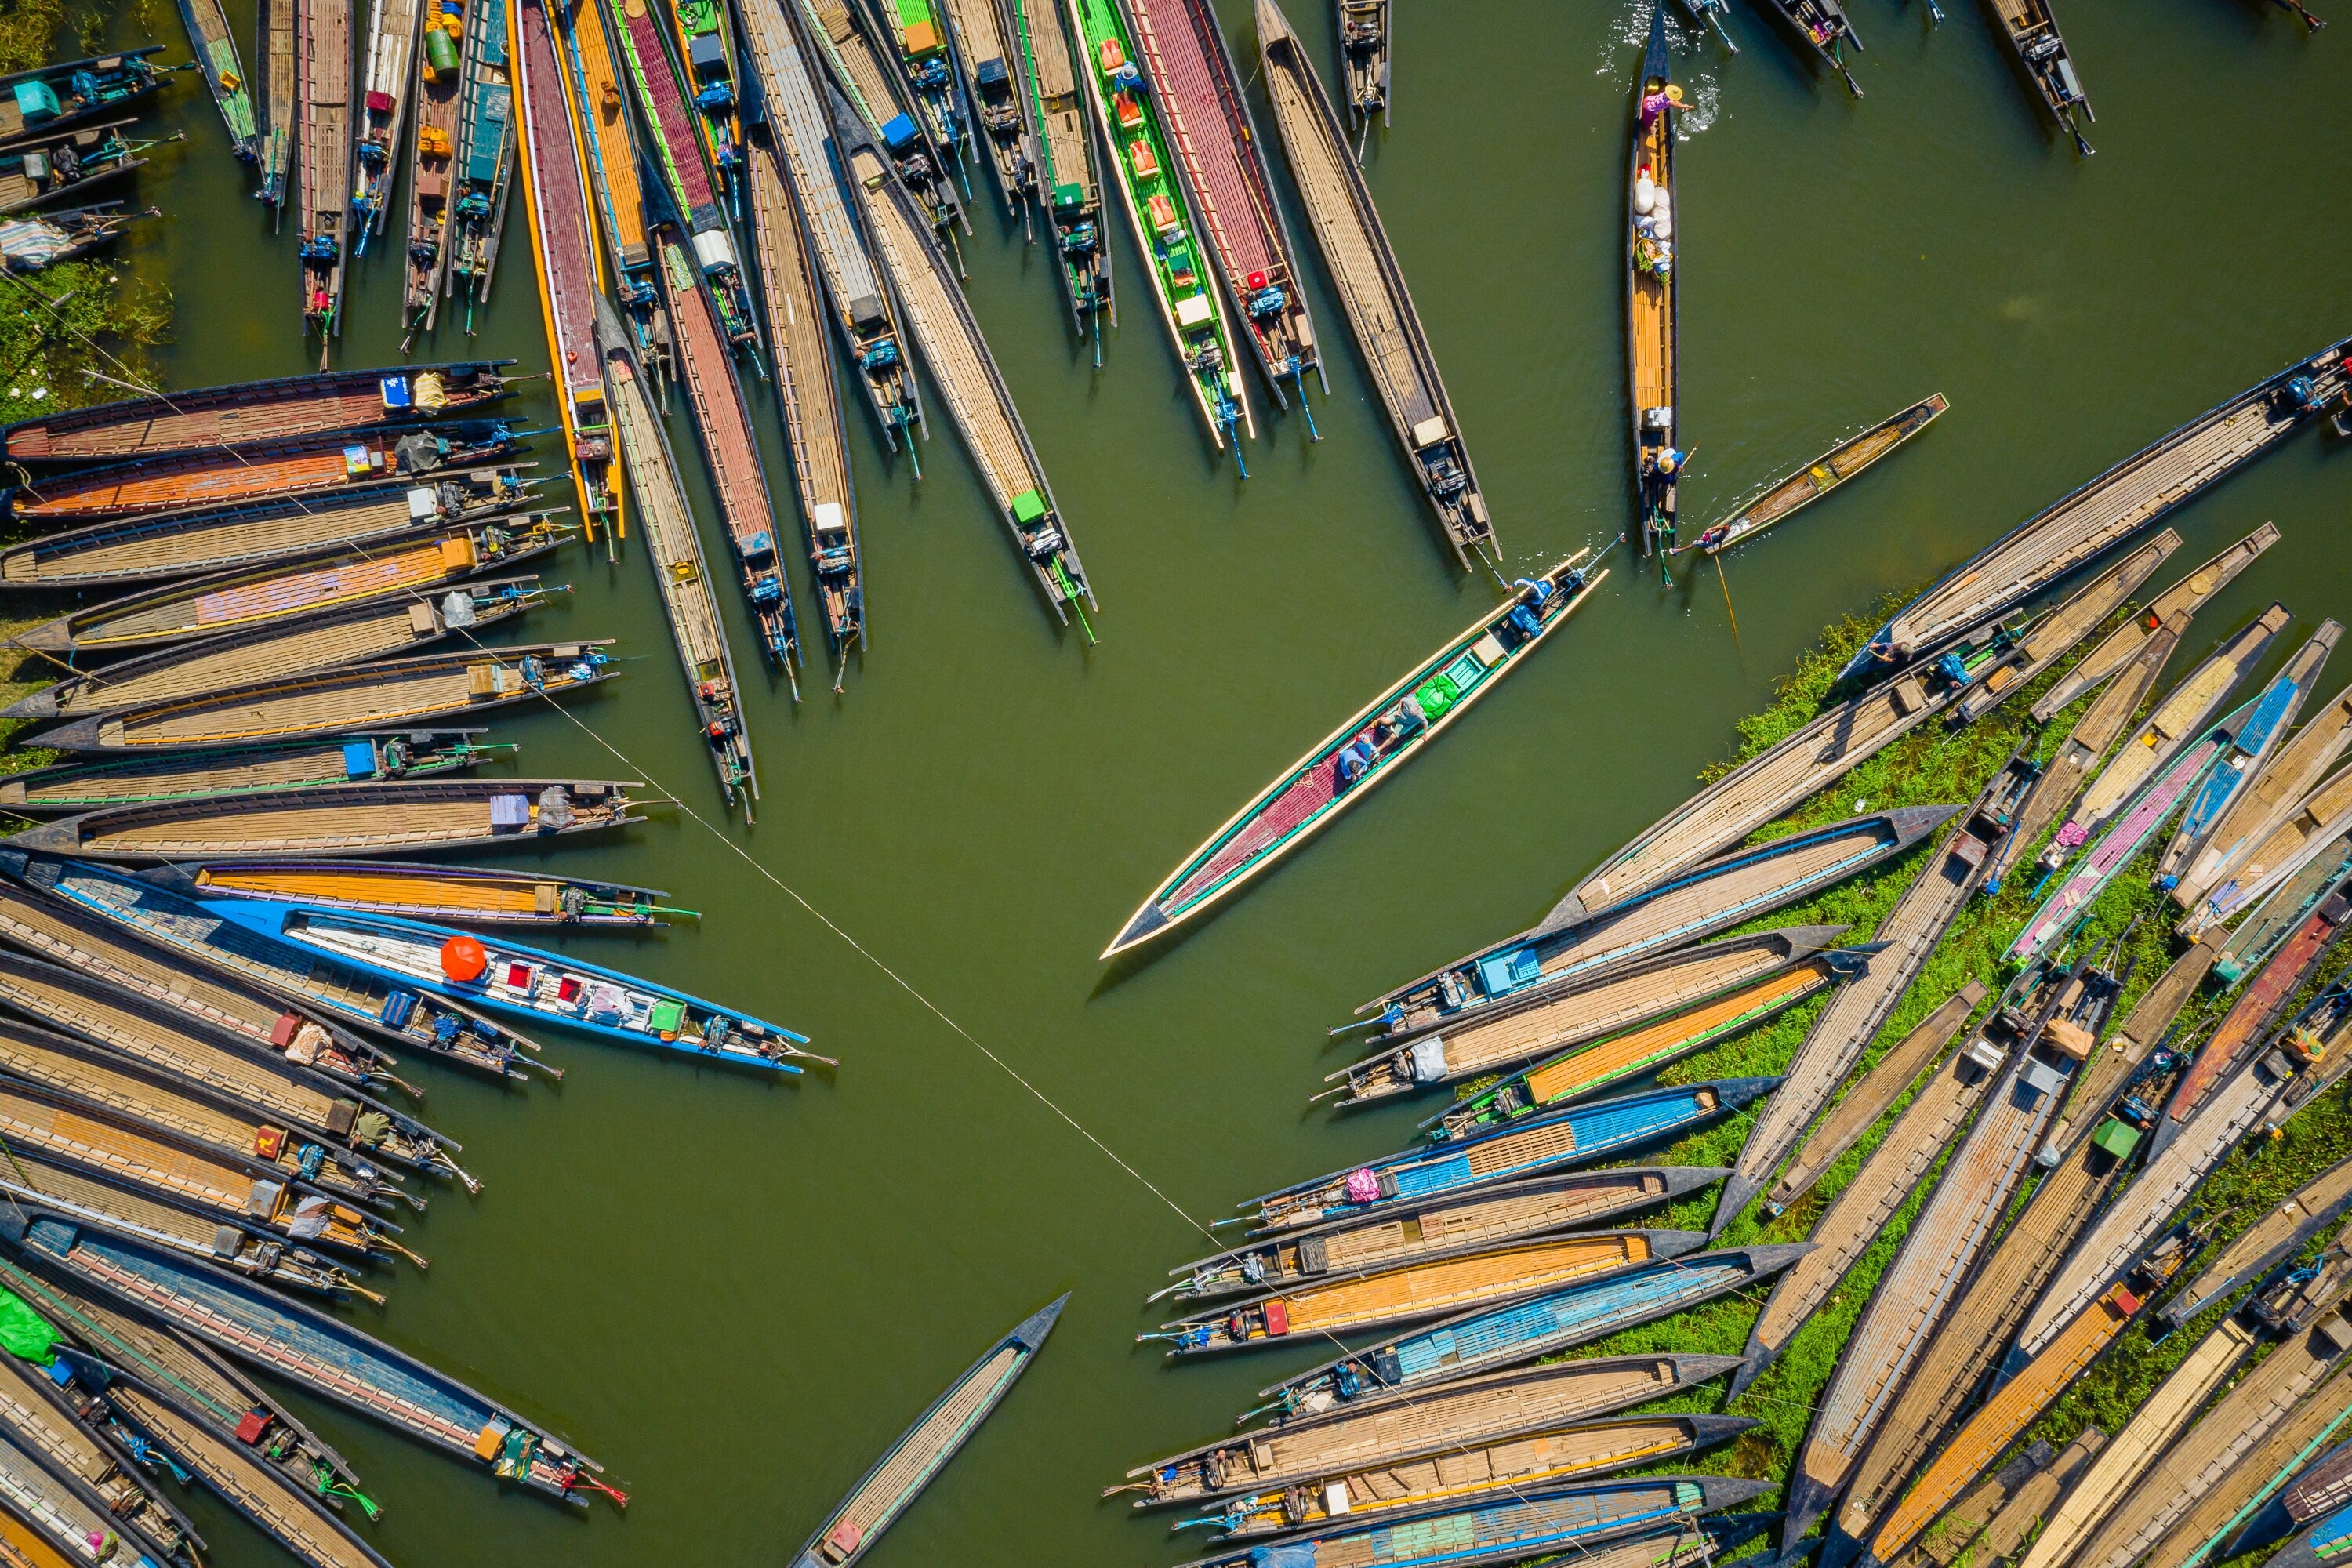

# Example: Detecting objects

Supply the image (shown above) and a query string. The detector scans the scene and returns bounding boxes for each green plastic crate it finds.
[1011,488,1048,524]
[2091,1119,2141,1159]
[648,1000,687,1034]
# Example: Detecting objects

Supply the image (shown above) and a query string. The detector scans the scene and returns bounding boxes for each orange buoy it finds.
[439,935,488,982]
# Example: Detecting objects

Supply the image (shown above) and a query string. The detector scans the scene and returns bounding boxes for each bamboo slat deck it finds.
[832,88,1095,623]
[1717,750,2035,1235]
[2194,770,2352,944]
[613,0,757,348]
[37,641,613,753]
[0,1349,191,1563]
[1856,337,2348,674]
[181,859,666,928]
[296,0,354,344]
[1899,1429,2107,1568]
[1259,0,1491,568]
[1002,0,1109,333]
[1335,0,1385,126]
[2169,1154,2352,1327]
[800,0,924,176]
[0,470,535,589]
[15,579,545,718]
[1626,9,1677,554]
[354,0,423,242]
[260,0,295,201]
[1124,0,1320,400]
[560,0,654,288]
[2159,622,2344,888]
[862,0,971,187]
[0,735,489,814]
[2132,1377,2352,1568]
[940,0,1030,215]
[1208,1414,1751,1540]
[1991,0,2092,153]
[402,1,467,327]
[1160,1167,1720,1305]
[2181,683,2352,908]
[2,365,512,463]
[1765,983,1986,1215]
[445,0,516,314]
[0,1397,183,1568]
[2032,525,2279,722]
[1686,396,1949,557]
[1123,1352,1742,1506]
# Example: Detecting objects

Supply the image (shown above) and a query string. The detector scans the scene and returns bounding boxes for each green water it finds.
[60,0,2352,1562]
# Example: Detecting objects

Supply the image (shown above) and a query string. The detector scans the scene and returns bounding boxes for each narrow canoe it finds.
[0,1363,193,1568]
[205,898,826,1073]
[0,122,162,223]
[1107,554,1602,958]
[1118,1352,1744,1507]
[162,859,678,927]
[1249,1079,1776,1236]
[350,0,423,245]
[5,1216,617,1506]
[2192,771,2352,948]
[2158,621,2343,888]
[0,203,154,272]
[1760,0,1864,93]
[2064,603,2285,833]
[1148,1230,1702,1355]
[2,423,524,524]
[2177,678,2352,909]
[0,53,167,149]
[797,0,966,237]
[1990,0,2093,154]
[557,0,672,381]
[2166,1152,2352,1327]
[2289,1438,2352,1527]
[0,468,539,590]
[786,1295,1062,1568]
[4,520,567,654]
[940,0,1034,220]
[1176,1483,1773,1568]
[2,365,514,464]
[0,734,496,815]
[258,0,293,201]
[1908,1430,2109,1568]
[398,0,467,333]
[444,0,517,322]
[6,778,639,861]
[2027,523,2278,723]
[1334,0,1387,126]
[298,0,355,350]
[1627,5,1679,556]
[7,577,549,717]
[1680,394,1947,555]
[860,0,971,185]
[31,641,616,753]
[997,0,1112,341]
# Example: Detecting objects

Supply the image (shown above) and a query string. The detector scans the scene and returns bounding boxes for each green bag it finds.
[1414,674,1461,720]
[0,1288,58,1366]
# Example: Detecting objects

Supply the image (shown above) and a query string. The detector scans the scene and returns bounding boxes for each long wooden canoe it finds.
[1367,807,1952,1036]
[162,859,677,928]
[557,0,672,387]
[2286,1436,2352,1528]
[1248,1079,1775,1236]
[1682,395,1948,557]
[299,0,351,350]
[350,0,423,249]
[1990,0,2093,154]
[0,468,539,590]
[1627,6,1679,557]
[6,1217,615,1504]
[33,641,615,753]
[2158,621,2343,887]
[443,0,516,325]
[2180,679,2352,909]
[1108,554,1603,958]
[0,1358,193,1568]
[257,0,294,201]
[1847,336,2347,681]
[2169,1153,2352,1327]
[1335,0,1387,127]
[996,0,1113,343]
[1149,1229,1701,1354]
[1157,1167,1722,1305]
[2165,887,2349,1152]
[860,0,973,216]
[1259,0,1494,565]
[938,0,1033,220]
[399,0,466,335]
[1118,1352,1744,1506]
[2028,523,2278,722]
[0,734,496,815]
[3,422,524,524]
[2142,1372,2352,1568]
[787,1296,1061,1568]
[1759,0,1864,93]
[2192,770,2352,945]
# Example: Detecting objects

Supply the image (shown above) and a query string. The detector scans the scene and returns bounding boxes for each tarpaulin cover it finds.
[0,1288,59,1366]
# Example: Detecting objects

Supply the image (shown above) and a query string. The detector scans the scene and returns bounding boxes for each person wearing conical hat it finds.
[1640,82,1685,129]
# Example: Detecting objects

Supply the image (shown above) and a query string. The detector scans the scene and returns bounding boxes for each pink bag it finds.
[1343,1168,1381,1204]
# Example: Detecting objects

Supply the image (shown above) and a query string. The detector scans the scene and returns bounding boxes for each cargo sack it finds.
[1409,1037,1448,1083]
[0,1289,57,1365]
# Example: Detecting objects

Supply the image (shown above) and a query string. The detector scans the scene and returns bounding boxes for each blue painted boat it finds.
[1248,1079,1777,1235]
[0,851,544,1083]
[1249,1243,1810,1417]
[198,899,824,1074]
[2,1214,619,1507]
[2158,626,2341,891]
[1174,1484,1774,1568]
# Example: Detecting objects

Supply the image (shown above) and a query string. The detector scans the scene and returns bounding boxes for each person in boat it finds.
[1639,82,1685,130]
[1646,445,1685,481]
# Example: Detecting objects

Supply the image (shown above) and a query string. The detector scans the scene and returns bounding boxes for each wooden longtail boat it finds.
[643,182,804,678]
[209,899,826,1072]
[597,297,761,800]
[351,0,423,247]
[1156,1167,1722,1305]
[0,53,168,151]
[1848,337,2349,681]
[1714,747,2037,1236]
[1762,0,1864,93]
[0,122,168,221]
[1119,1351,1743,1505]
[401,0,469,336]
[742,0,925,447]
[165,859,675,929]
[2183,681,2352,909]
[2030,524,2278,722]
[939,0,1033,219]
[2,363,515,465]
[798,0,967,235]
[1253,1245,1807,1414]
[2168,1152,2352,1327]
[2152,1379,2352,1568]
[5,1217,618,1506]
[787,1295,1060,1568]
[5,522,564,656]
[1367,807,1953,1036]
[1261,0,1497,563]
[0,203,154,272]
[1250,1079,1771,1236]
[735,49,865,663]
[513,0,621,543]
[7,777,637,861]
[1628,7,1679,557]
[1679,394,1947,557]
[0,1327,202,1566]
[1073,0,1250,456]
[0,947,464,1183]
[7,579,546,723]
[1335,0,1388,126]
[1990,0,2092,154]
[860,0,973,187]
[1337,924,1850,1110]
[2193,772,2352,945]
[1109,555,1602,958]
[1148,1230,1701,1355]
[557,0,671,383]
[1430,952,1863,1142]
[664,0,750,234]
[2158,621,2343,887]
[4,854,544,1082]
[259,0,295,201]
[0,734,495,815]
[33,642,615,753]
[1765,982,1987,1214]
[828,85,1098,628]
[1200,1428,1755,1541]
[1125,0,1323,412]
[1000,0,1111,342]
[1183,1512,1776,1568]
[3,422,524,525]
[0,1252,368,1516]
[445,0,517,324]
[1892,1431,2105,1568]
[1564,531,2171,920]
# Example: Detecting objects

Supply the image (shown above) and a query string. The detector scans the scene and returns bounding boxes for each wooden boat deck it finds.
[260,0,294,200]
[445,0,515,313]
[6,425,517,524]
[563,0,649,271]
[354,0,423,243]
[1628,9,1676,554]
[401,1,466,327]
[0,736,488,813]
[2170,1153,2352,1328]
[1261,0,1490,566]
[1991,0,2092,154]
[297,0,354,343]
[2193,768,2352,943]
[180,0,260,162]
[2031,524,2277,721]
[2,365,510,463]
[2071,604,2289,835]
[2180,681,2352,908]
[615,0,724,228]
[1004,0,1109,332]
[1336,0,1385,125]
[0,1347,191,1563]
[2159,622,2343,885]
[0,1078,300,1229]
[186,860,665,926]
[940,0,1032,213]
[1690,395,1947,555]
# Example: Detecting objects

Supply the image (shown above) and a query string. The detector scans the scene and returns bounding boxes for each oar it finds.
[2273,0,2326,26]
[1715,555,1743,650]
[1706,1,1741,51]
